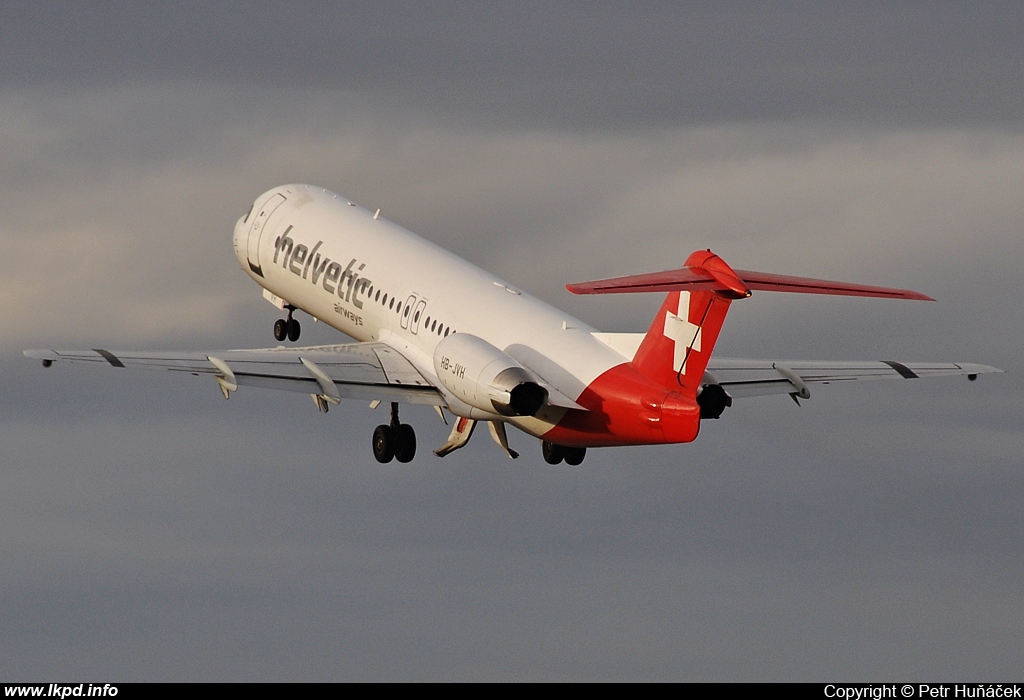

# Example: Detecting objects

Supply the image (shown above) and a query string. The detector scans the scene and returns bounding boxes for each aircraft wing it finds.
[704,358,1003,399]
[24,344,445,406]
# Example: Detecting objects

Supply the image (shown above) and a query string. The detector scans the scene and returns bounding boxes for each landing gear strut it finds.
[541,440,586,466]
[273,305,301,342]
[372,402,417,464]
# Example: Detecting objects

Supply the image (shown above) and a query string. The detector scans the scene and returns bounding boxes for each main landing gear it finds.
[273,305,301,342]
[541,440,586,466]
[372,402,417,464]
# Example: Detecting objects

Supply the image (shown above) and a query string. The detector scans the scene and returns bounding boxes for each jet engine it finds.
[696,383,732,419]
[433,333,548,417]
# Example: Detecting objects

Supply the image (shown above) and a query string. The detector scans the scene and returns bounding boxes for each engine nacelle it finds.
[433,333,548,417]
[697,383,732,419]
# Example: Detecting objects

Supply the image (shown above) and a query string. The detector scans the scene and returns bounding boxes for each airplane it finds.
[25,184,1001,465]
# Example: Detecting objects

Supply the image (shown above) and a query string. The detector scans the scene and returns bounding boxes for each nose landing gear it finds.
[273,305,301,342]
[372,402,417,463]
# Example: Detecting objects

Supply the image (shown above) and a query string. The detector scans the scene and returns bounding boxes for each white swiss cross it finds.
[663,291,701,373]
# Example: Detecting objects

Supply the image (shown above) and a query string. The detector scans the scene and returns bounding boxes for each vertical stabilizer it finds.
[631,251,738,395]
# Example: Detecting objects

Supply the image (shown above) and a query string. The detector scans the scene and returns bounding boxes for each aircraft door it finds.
[246,193,287,276]
[410,299,428,335]
[400,294,417,330]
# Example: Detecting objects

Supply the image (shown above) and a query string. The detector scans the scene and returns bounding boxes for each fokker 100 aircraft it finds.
[26,184,1001,464]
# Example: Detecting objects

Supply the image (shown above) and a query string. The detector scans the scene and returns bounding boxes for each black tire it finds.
[287,318,301,342]
[273,318,288,342]
[372,424,395,463]
[564,447,586,466]
[394,424,417,463]
[542,440,564,465]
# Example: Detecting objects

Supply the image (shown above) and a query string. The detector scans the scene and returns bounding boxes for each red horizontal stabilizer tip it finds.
[686,249,751,299]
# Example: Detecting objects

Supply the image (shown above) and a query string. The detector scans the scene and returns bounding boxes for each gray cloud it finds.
[5,87,1021,353]
[4,3,1024,129]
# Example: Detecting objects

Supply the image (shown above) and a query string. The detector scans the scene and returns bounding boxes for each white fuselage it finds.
[232,184,630,439]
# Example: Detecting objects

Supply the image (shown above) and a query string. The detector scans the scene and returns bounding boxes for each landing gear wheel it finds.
[394,424,417,463]
[372,424,395,463]
[274,306,301,343]
[273,318,288,342]
[542,440,564,465]
[374,404,416,464]
[564,447,586,466]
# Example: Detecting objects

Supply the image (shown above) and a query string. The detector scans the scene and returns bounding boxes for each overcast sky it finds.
[2,2,1021,681]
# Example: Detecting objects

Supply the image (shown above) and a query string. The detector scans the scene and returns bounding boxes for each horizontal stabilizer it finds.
[733,270,933,300]
[567,252,933,301]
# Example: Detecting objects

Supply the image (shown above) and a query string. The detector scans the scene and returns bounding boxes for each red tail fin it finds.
[632,284,732,393]
[585,248,745,392]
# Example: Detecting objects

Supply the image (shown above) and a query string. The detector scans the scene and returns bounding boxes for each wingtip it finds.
[959,363,1004,376]
[24,349,58,367]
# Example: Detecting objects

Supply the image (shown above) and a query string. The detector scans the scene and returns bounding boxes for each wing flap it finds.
[24,344,445,406]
